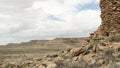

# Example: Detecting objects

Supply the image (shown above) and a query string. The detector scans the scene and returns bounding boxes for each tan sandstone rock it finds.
[47,63,57,68]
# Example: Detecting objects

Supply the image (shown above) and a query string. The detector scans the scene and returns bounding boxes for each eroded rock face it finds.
[92,0,120,39]
[100,0,120,36]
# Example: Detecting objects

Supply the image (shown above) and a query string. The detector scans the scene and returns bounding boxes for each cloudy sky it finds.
[0,0,101,45]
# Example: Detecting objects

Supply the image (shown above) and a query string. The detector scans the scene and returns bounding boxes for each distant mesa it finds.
[5,37,87,46]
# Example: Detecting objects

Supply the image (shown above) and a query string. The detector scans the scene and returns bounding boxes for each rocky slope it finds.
[0,0,120,68]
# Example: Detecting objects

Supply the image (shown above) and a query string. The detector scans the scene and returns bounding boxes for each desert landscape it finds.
[0,0,120,68]
[0,38,85,59]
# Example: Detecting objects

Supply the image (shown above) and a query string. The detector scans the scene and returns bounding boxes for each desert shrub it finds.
[104,49,116,63]
[67,61,81,68]
[5,63,30,68]
[64,59,101,68]
[104,49,113,58]
[5,63,16,68]
[17,64,29,68]
[56,60,83,68]
[62,59,90,68]
[108,60,120,68]
[55,61,65,68]
[89,64,101,68]
[106,34,120,42]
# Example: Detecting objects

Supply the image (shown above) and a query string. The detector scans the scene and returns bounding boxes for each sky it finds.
[0,0,101,45]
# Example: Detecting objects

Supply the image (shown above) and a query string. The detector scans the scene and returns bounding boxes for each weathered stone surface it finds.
[91,0,120,39]
[38,65,46,68]
[47,63,57,68]
[69,47,82,57]
[54,56,64,62]
[72,57,78,61]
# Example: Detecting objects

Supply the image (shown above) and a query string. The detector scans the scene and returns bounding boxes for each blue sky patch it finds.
[76,2,100,11]
[48,15,63,21]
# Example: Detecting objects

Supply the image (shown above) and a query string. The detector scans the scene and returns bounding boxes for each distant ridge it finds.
[5,37,87,46]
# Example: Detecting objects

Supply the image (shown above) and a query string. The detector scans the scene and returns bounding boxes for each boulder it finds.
[47,63,57,68]
[54,56,64,62]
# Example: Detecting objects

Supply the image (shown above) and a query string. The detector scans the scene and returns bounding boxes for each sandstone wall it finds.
[91,0,120,39]
[99,0,120,36]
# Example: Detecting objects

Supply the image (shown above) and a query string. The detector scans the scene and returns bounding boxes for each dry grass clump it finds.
[106,34,120,42]
[55,59,101,68]
[108,60,120,68]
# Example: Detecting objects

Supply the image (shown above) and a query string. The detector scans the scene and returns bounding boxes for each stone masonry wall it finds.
[90,0,120,39]
[99,0,120,36]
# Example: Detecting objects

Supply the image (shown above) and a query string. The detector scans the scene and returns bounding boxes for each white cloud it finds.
[0,0,100,44]
[30,0,100,14]
[0,14,11,18]
[95,0,100,3]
